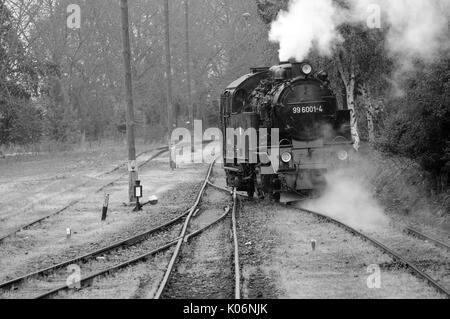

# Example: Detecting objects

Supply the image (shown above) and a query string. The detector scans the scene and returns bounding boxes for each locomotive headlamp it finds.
[337,150,349,161]
[281,152,292,163]
[301,63,313,75]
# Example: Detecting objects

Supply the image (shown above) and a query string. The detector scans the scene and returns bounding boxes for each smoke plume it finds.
[269,0,450,65]
[268,0,341,61]
[300,168,390,232]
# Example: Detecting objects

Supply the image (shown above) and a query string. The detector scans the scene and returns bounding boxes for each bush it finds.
[0,98,43,145]
[43,97,80,144]
[378,58,450,191]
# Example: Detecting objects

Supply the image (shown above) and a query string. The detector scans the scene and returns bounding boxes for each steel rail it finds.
[231,189,241,299]
[0,207,189,290]
[405,227,450,251]
[207,182,241,298]
[207,181,248,198]
[97,148,169,193]
[98,146,168,177]
[206,181,449,297]
[153,160,216,299]
[296,207,450,298]
[0,148,169,244]
[207,181,233,195]
[34,208,231,299]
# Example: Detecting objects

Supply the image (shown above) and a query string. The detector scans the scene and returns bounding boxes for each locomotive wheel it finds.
[271,178,281,203]
[247,180,255,199]
[256,188,265,200]
[270,192,281,203]
[255,168,265,199]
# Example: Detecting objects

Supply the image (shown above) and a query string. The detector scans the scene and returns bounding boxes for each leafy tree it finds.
[256,0,288,24]
[0,2,43,145]
[379,58,450,191]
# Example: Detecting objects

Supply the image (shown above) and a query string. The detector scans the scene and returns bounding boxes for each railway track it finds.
[231,189,241,299]
[294,207,450,298]
[151,160,216,299]
[153,162,241,299]
[0,159,233,299]
[208,181,449,298]
[0,146,169,244]
[35,210,230,299]
[0,146,167,222]
[6,165,444,299]
[0,206,188,293]
[404,227,450,251]
[153,181,241,300]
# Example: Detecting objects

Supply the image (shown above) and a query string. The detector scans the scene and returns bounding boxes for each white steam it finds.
[362,0,450,62]
[268,0,341,61]
[269,0,450,65]
[300,169,390,232]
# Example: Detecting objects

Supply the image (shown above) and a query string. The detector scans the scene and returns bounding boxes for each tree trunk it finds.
[360,83,376,145]
[337,54,360,151]
[81,130,86,147]
[346,85,360,151]
[143,111,149,143]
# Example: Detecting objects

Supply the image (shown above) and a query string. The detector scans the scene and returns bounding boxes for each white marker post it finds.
[311,239,316,251]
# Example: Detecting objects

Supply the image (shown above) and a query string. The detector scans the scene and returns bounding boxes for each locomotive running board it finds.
[280,191,306,204]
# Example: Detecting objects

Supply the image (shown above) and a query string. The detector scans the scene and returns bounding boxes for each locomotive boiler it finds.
[220,61,354,201]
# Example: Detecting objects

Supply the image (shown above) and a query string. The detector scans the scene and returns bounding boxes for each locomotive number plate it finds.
[292,104,324,114]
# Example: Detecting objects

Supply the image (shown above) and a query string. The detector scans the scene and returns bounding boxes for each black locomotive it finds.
[220,61,354,201]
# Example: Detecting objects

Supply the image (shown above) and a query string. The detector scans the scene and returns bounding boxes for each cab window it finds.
[232,89,247,113]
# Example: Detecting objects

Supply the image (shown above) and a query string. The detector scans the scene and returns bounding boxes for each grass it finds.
[354,145,449,232]
[0,137,163,159]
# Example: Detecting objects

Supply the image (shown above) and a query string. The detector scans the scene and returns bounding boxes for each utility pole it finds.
[184,0,193,127]
[164,0,174,139]
[120,0,138,203]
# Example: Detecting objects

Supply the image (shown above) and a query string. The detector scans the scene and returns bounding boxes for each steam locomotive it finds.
[220,61,353,201]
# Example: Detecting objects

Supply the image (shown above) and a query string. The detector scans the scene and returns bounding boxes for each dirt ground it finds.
[0,145,207,292]
[0,144,448,299]
[53,164,233,299]
[0,143,158,235]
[235,199,446,299]
[211,170,448,299]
